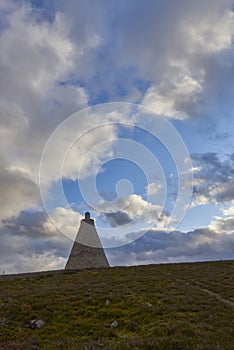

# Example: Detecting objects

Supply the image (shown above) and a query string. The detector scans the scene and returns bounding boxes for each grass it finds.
[0,260,233,349]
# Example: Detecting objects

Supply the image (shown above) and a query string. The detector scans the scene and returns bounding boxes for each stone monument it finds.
[65,212,110,270]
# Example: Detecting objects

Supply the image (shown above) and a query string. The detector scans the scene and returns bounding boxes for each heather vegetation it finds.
[0,260,233,349]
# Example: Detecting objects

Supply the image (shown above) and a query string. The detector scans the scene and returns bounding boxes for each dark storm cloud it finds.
[2,210,47,236]
[191,152,234,204]
[0,209,71,273]
[101,211,132,227]
[106,228,234,266]
[192,152,233,181]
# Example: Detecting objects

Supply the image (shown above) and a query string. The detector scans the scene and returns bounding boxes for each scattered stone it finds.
[146,303,153,307]
[105,299,110,305]
[110,320,118,328]
[29,319,46,329]
[0,318,8,326]
[2,297,10,303]
[105,320,118,328]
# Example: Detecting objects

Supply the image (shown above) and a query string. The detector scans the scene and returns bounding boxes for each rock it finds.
[110,320,118,328]
[105,320,118,328]
[0,318,8,326]
[29,319,46,329]
[35,320,45,328]
[105,299,110,305]
[146,303,153,307]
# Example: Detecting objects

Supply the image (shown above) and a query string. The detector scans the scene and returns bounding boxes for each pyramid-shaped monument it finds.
[65,212,109,270]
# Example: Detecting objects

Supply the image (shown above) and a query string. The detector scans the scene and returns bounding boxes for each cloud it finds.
[142,76,202,119]
[208,203,234,235]
[222,204,234,216]
[3,210,46,235]
[0,207,80,274]
[128,1,234,120]
[98,194,163,226]
[2,206,82,240]
[188,153,234,205]
[101,211,132,228]
[1,202,233,273]
[0,157,39,223]
[0,1,234,272]
[0,1,89,183]
[209,179,234,203]
[146,182,162,196]
[107,227,234,266]
[0,1,128,202]
[27,0,231,123]
[57,0,234,121]
[1,1,233,185]
[43,207,83,240]
[209,216,234,235]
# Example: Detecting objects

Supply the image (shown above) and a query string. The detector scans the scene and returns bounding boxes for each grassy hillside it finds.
[0,260,233,349]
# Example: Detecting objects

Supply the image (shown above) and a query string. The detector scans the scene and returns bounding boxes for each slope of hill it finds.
[0,260,233,349]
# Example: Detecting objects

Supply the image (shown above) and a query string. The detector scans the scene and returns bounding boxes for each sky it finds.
[0,0,234,273]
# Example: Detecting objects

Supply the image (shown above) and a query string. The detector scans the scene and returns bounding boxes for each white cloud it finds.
[184,9,234,54]
[98,193,164,226]
[209,216,234,235]
[145,182,162,196]
[191,195,210,207]
[0,2,124,222]
[43,207,83,240]
[0,252,66,275]
[142,75,202,119]
[0,7,74,97]
[222,203,234,216]
[209,202,234,235]
[62,123,117,181]
[0,1,91,183]
[118,1,234,119]
[0,2,90,223]
[0,158,39,223]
